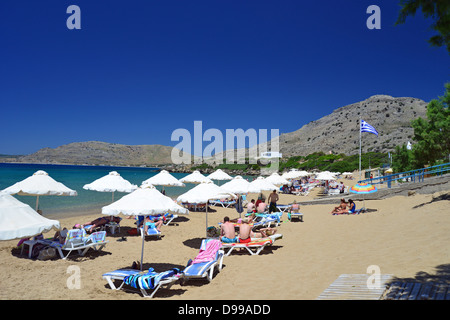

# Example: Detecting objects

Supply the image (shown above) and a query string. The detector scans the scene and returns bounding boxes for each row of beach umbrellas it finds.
[0,167,376,270]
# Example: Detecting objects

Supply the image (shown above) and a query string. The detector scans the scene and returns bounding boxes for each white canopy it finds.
[2,170,78,211]
[207,169,233,181]
[220,175,251,194]
[102,183,188,217]
[179,170,212,184]
[176,181,236,238]
[176,181,236,204]
[248,176,278,193]
[0,193,60,241]
[102,183,188,271]
[315,172,337,180]
[83,171,138,202]
[282,169,309,179]
[142,170,185,187]
[265,172,289,186]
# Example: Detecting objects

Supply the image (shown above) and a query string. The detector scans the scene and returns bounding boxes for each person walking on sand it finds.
[220,216,237,243]
[268,189,279,213]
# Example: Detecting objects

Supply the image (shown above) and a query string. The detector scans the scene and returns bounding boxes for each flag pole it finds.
[359,116,362,181]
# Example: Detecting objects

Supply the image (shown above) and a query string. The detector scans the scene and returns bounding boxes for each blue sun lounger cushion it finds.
[123,268,180,290]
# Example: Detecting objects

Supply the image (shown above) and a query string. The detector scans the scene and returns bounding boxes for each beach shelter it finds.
[265,172,289,186]
[2,170,77,211]
[247,176,278,193]
[83,171,138,202]
[141,170,185,193]
[220,176,251,194]
[102,183,188,270]
[179,170,212,184]
[0,193,60,241]
[282,169,309,180]
[349,182,378,211]
[206,169,233,185]
[315,172,337,181]
[176,181,236,237]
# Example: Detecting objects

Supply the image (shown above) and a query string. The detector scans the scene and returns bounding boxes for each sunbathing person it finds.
[290,200,300,213]
[75,216,122,233]
[238,218,253,243]
[220,216,237,243]
[331,199,347,214]
[143,216,163,233]
[251,227,278,238]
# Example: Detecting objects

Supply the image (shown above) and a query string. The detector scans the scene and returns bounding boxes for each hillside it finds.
[209,94,428,163]
[279,95,427,157]
[13,141,186,166]
[5,95,428,167]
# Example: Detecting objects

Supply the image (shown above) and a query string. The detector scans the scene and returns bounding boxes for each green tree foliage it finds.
[396,0,450,53]
[392,143,414,172]
[411,83,450,167]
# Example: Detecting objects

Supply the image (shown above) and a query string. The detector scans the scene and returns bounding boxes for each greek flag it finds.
[360,120,378,136]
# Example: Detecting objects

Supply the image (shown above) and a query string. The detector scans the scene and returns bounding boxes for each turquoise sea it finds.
[0,163,193,218]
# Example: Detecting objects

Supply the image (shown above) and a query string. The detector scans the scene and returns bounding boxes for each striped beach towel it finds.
[123,268,180,290]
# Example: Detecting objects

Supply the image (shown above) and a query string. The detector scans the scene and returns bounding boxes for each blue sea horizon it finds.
[0,163,188,218]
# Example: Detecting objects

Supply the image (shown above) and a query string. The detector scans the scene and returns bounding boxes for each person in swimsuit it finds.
[347,199,356,214]
[238,218,252,243]
[144,216,163,233]
[77,216,122,233]
[267,190,279,213]
[220,216,238,243]
[331,199,347,214]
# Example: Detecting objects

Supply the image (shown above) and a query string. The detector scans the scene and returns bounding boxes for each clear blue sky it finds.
[1,0,448,155]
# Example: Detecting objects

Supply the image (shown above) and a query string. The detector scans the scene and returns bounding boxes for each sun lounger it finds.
[146,213,178,226]
[181,239,224,283]
[288,211,304,222]
[37,229,103,260]
[221,237,274,256]
[84,231,109,251]
[209,199,236,208]
[102,267,180,298]
[139,227,162,239]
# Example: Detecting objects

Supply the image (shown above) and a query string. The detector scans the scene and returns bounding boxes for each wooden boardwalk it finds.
[382,281,450,300]
[317,274,450,300]
[317,274,393,300]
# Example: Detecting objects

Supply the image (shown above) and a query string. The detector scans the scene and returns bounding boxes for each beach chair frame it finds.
[102,269,180,298]
[181,250,224,284]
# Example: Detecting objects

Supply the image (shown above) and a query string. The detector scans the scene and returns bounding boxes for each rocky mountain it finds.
[8,95,428,167]
[210,94,428,163]
[14,141,190,167]
[278,95,427,157]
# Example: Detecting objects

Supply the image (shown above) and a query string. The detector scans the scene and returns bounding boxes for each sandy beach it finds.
[1,178,449,301]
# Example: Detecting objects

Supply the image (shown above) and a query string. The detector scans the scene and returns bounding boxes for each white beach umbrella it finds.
[248,176,278,193]
[315,172,337,181]
[142,170,185,194]
[282,169,310,179]
[265,172,289,186]
[102,183,188,270]
[207,169,233,181]
[0,193,60,241]
[179,170,212,184]
[220,175,251,194]
[83,171,138,202]
[2,170,77,211]
[176,181,236,237]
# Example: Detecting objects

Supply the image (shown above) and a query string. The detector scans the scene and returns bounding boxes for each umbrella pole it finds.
[140,226,145,271]
[35,195,39,212]
[205,203,208,238]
